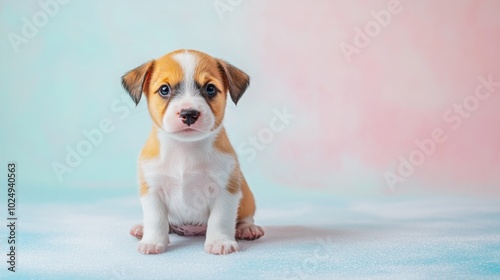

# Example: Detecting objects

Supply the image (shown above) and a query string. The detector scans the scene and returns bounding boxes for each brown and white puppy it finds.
[121,49,264,255]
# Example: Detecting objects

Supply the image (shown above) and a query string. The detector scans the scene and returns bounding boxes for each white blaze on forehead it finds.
[173,51,197,94]
[163,51,215,137]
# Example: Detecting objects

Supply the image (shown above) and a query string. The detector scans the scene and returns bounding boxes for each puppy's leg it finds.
[138,191,170,254]
[130,224,173,240]
[236,176,264,240]
[204,190,241,255]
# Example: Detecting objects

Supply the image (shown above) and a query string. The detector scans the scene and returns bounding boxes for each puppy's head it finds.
[122,49,249,141]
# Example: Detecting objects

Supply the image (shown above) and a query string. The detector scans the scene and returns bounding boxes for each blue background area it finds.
[0,0,269,202]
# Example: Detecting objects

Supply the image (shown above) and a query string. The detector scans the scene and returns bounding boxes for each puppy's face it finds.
[122,50,249,141]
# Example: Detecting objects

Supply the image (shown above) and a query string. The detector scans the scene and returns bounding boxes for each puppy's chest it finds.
[142,149,235,210]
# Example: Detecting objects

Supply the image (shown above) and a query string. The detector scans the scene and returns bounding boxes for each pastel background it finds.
[1,0,500,199]
[1,1,500,279]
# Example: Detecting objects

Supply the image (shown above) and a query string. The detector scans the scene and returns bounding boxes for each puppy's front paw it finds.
[204,239,239,255]
[236,223,264,240]
[137,240,168,255]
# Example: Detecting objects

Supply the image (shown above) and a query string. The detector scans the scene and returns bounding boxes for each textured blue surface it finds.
[7,193,500,279]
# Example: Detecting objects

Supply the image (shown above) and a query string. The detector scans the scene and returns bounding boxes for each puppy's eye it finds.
[158,84,171,96]
[205,84,217,97]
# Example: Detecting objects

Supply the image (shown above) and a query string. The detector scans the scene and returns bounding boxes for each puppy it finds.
[121,49,264,255]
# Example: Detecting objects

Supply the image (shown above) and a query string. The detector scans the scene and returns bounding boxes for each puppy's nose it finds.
[179,109,200,126]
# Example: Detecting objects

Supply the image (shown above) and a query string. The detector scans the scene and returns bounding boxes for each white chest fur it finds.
[140,129,236,226]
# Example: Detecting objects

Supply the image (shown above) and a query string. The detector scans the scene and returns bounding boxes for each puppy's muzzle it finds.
[179,109,200,126]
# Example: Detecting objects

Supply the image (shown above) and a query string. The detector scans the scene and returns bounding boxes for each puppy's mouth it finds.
[176,127,200,133]
[163,126,215,142]
[170,126,210,135]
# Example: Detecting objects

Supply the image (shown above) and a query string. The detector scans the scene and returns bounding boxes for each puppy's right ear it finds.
[121,60,154,105]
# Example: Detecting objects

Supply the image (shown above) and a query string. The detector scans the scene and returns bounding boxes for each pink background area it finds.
[243,0,500,194]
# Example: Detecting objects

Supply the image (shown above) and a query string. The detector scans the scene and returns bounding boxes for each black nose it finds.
[179,109,200,126]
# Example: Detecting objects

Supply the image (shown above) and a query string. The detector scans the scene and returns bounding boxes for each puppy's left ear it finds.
[218,60,250,105]
[121,60,155,105]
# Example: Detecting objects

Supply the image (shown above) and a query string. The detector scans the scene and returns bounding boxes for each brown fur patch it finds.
[138,126,161,196]
[140,126,160,160]
[148,54,184,94]
[193,52,228,130]
[213,129,239,194]
[194,53,226,91]
[213,128,235,154]
[212,128,256,221]
[144,56,185,127]
[237,175,256,221]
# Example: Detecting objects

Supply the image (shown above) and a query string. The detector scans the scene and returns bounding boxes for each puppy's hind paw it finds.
[236,223,264,240]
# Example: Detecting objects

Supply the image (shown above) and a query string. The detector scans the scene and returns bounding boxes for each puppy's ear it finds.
[121,60,155,105]
[217,60,250,105]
